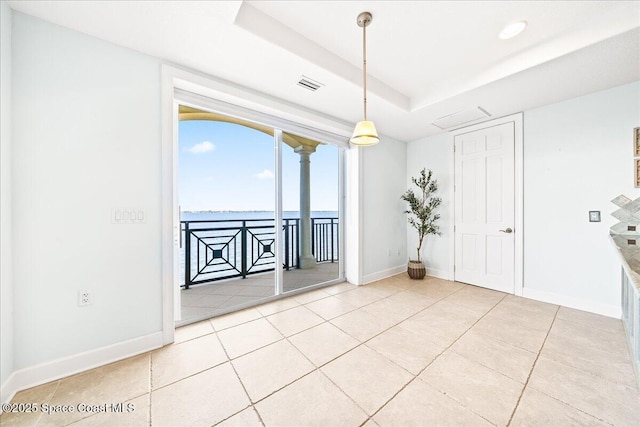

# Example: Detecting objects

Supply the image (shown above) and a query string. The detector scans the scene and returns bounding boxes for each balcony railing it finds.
[180,217,339,289]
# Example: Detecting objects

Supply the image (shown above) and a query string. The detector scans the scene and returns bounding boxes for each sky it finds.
[178,119,340,212]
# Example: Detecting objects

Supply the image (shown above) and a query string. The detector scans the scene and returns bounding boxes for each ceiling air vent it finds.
[297,76,324,92]
[431,107,491,130]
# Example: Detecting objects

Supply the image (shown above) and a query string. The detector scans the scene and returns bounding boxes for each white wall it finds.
[0,0,14,399]
[11,12,163,372]
[361,136,408,282]
[407,81,640,316]
[6,11,378,399]
[406,133,452,279]
[523,81,640,314]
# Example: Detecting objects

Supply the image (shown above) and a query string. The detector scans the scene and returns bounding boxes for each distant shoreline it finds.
[181,210,338,214]
[180,211,338,221]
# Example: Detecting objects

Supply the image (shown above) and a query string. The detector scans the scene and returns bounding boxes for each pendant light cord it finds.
[363,20,367,121]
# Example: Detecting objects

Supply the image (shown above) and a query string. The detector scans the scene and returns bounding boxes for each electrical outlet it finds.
[78,290,92,307]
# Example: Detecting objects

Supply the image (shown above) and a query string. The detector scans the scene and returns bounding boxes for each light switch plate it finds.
[112,208,146,224]
[589,211,601,222]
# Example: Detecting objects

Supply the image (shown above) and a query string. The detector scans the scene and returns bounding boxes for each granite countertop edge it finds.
[610,234,640,291]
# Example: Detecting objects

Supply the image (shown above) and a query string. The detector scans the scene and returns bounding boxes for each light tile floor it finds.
[2,274,639,427]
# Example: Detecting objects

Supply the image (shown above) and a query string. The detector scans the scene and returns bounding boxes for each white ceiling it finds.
[7,0,640,142]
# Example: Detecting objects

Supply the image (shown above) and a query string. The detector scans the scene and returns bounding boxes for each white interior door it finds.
[454,122,515,293]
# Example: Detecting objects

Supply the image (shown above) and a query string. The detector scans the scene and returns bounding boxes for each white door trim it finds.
[160,66,177,345]
[449,113,524,296]
[161,65,357,342]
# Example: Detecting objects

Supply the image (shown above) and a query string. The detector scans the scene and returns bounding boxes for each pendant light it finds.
[350,11,380,146]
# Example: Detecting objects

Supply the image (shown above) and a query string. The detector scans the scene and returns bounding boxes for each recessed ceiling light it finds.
[499,20,528,40]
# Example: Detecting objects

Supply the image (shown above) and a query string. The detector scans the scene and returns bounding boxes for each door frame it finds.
[161,65,355,344]
[449,113,524,296]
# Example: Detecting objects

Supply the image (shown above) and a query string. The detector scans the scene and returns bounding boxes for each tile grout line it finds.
[505,304,560,426]
[512,320,623,425]
[207,286,348,334]
[183,279,411,340]
[30,280,473,427]
[326,284,466,351]
[448,347,533,385]
[541,350,640,391]
[315,368,372,422]
[442,299,553,385]
[237,283,425,421]
[541,319,638,390]
[158,311,321,398]
[300,281,473,419]
[34,380,60,427]
[527,388,616,427]
[258,311,371,415]
[272,314,374,421]
[469,323,550,354]
[555,313,626,333]
[45,280,507,426]
[408,294,508,425]
[364,292,509,425]
[148,354,153,427]
[304,292,367,321]
[129,282,488,426]
[211,329,265,427]
[210,285,381,424]
[219,318,368,422]
[363,282,472,339]
[22,278,614,427]
[182,282,333,330]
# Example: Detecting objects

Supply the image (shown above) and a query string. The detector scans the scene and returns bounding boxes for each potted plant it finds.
[401,168,442,279]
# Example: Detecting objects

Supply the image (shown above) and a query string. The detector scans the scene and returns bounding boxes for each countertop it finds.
[610,233,640,290]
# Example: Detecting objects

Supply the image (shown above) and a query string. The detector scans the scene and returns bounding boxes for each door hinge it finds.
[453,265,456,272]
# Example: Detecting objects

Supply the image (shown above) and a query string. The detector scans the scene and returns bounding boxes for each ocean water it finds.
[180,211,338,222]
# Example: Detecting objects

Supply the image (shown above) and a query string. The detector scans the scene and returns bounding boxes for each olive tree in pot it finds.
[401,168,442,279]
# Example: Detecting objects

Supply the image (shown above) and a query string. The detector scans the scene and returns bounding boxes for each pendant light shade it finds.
[350,12,379,147]
[351,120,379,146]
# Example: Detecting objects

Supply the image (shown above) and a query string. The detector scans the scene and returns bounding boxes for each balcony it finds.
[179,217,340,320]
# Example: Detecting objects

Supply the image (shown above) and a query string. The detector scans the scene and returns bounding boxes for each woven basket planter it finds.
[407,260,426,280]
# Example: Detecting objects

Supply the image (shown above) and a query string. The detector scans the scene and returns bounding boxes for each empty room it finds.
[1,1,639,426]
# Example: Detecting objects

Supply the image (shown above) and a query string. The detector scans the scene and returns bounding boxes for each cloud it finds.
[256,169,274,180]
[186,141,215,154]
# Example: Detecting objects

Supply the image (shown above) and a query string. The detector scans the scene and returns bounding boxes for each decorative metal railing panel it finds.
[312,218,339,263]
[180,217,338,289]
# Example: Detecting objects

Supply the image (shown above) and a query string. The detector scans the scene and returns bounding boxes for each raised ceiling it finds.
[8,0,640,142]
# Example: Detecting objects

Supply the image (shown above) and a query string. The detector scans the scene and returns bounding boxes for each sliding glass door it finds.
[176,106,343,325]
[281,133,341,293]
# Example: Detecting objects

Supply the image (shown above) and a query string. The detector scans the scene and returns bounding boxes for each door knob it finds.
[499,228,513,233]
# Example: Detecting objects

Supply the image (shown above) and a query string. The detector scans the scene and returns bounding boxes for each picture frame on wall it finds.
[636,158,640,188]
[635,127,640,157]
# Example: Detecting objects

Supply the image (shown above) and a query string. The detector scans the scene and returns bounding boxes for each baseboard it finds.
[522,287,621,319]
[362,264,406,285]
[425,267,453,281]
[1,331,164,405]
[361,265,453,285]
[0,371,18,407]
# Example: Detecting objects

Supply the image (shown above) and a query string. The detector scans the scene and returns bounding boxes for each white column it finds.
[295,145,317,269]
